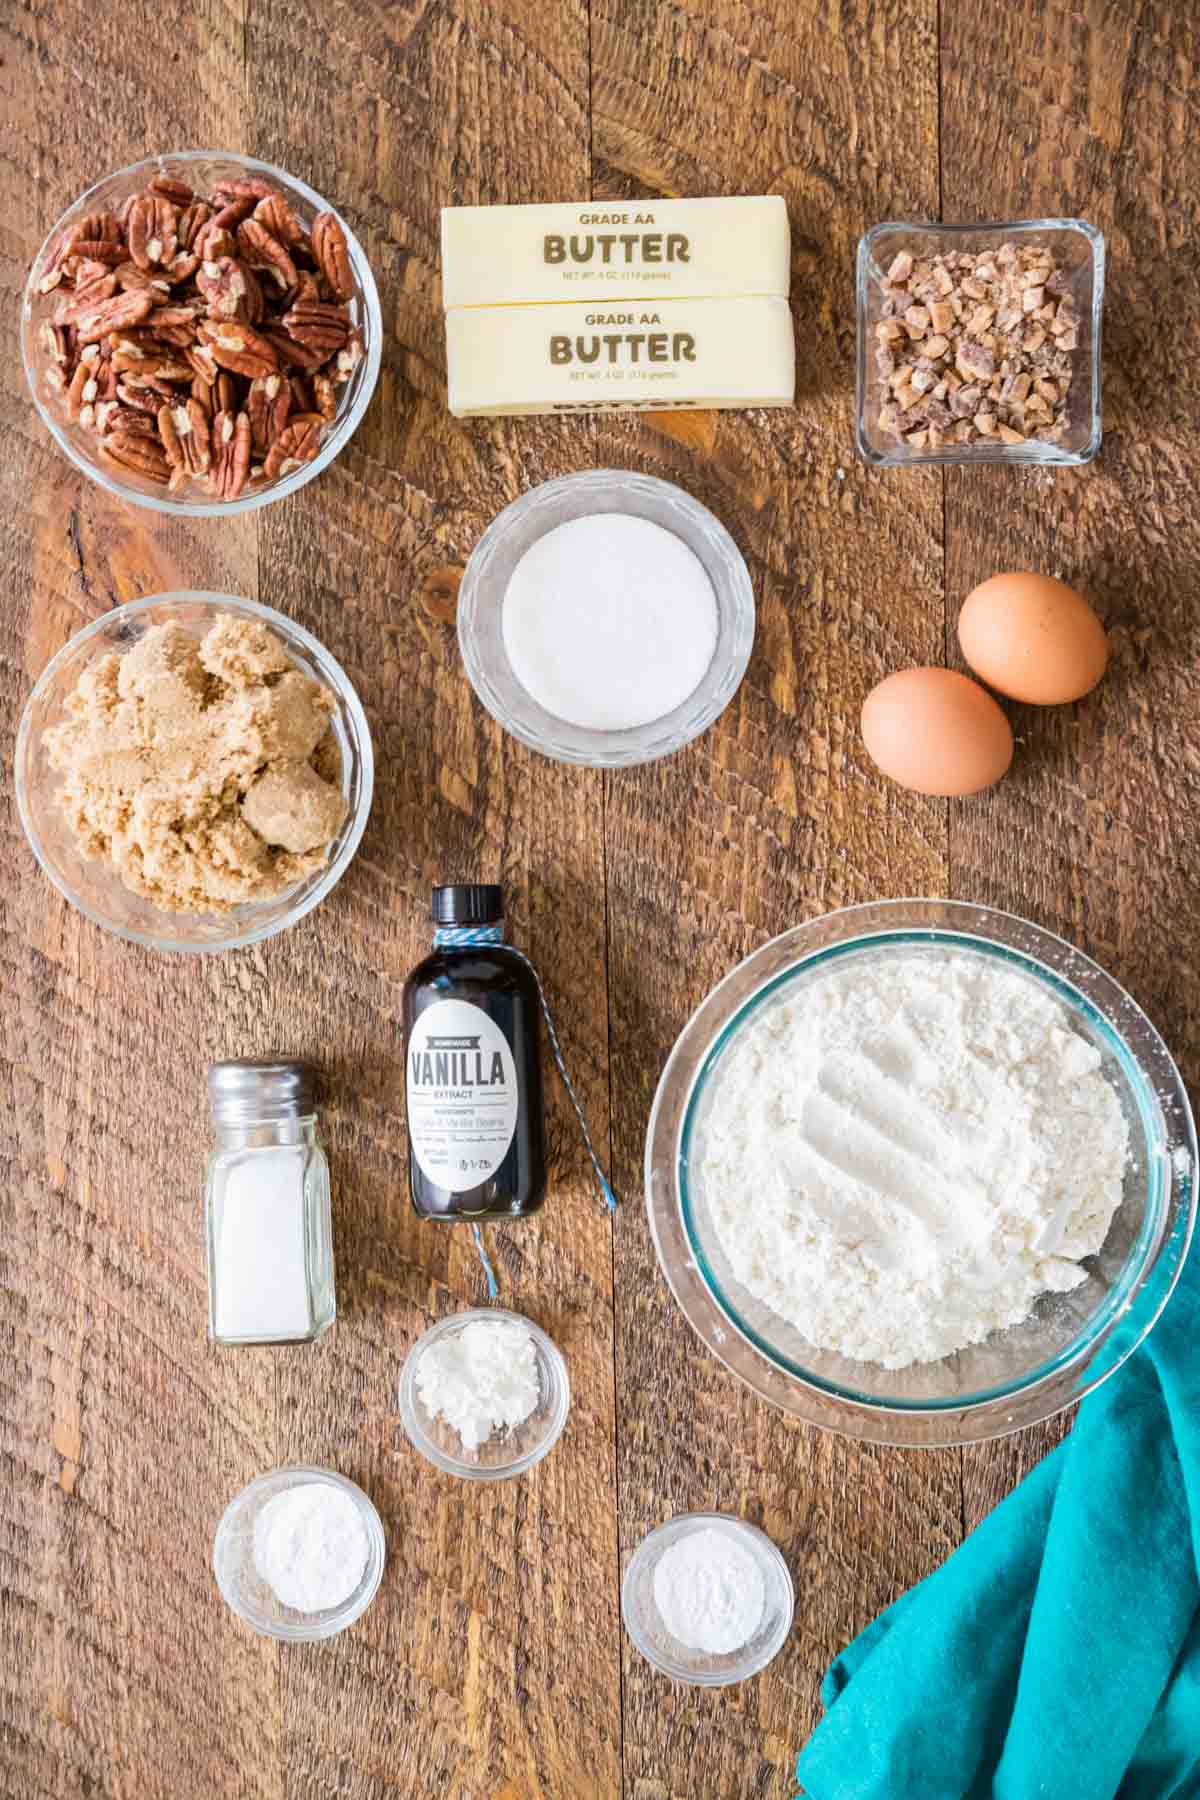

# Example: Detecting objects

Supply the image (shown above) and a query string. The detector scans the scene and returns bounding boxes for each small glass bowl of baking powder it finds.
[398,1307,571,1481]
[212,1465,386,1641]
[621,1512,795,1686]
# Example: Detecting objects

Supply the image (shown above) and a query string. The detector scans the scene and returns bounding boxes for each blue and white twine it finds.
[434,922,619,1299]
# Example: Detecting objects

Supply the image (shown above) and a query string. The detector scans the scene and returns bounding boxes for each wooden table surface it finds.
[3,1,1198,1795]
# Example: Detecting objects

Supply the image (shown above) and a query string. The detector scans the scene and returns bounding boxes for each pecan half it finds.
[311,211,353,300]
[64,254,119,291]
[58,240,126,277]
[331,329,365,385]
[197,256,255,321]
[149,174,194,205]
[194,221,238,263]
[114,260,172,296]
[210,198,258,233]
[97,402,159,439]
[163,252,202,284]
[263,413,324,479]
[158,398,212,486]
[282,301,349,356]
[216,371,239,414]
[101,431,171,483]
[177,201,214,251]
[39,320,75,367]
[237,218,297,290]
[55,272,119,324]
[260,326,326,373]
[253,192,305,248]
[66,350,102,421]
[111,347,192,380]
[211,177,277,204]
[186,342,220,385]
[195,318,278,379]
[117,376,172,412]
[246,372,291,454]
[209,409,252,499]
[284,271,321,309]
[127,195,179,272]
[59,211,123,256]
[74,288,154,346]
[312,372,337,420]
[144,304,201,348]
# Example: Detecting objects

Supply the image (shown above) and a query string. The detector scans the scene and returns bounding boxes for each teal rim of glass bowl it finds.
[677,928,1185,1414]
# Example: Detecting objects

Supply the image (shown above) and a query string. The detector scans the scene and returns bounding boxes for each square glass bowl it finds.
[20,150,381,514]
[855,219,1104,467]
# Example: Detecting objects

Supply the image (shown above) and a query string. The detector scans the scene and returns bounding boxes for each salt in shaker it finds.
[204,1058,336,1345]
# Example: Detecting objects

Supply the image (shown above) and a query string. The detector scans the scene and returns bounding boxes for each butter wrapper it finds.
[441,196,791,309]
[445,295,795,418]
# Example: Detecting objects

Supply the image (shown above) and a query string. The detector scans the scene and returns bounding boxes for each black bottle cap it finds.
[432,884,504,926]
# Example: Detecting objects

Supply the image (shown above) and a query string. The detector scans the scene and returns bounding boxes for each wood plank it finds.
[591,3,957,1793]
[940,0,1200,1528]
[0,4,264,1799]
[245,3,620,1796]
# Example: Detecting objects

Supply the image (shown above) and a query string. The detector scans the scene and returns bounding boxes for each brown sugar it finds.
[44,614,348,913]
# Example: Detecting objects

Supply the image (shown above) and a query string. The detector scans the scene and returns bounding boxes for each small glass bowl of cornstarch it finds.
[212,1465,385,1641]
[398,1307,570,1481]
[622,1513,795,1686]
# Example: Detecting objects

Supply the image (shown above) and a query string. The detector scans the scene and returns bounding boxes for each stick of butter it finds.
[442,196,790,308]
[445,296,795,417]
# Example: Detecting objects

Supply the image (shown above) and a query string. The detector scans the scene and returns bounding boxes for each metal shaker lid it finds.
[207,1058,317,1124]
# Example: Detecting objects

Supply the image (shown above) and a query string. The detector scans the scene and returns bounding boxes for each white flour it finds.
[697,950,1129,1368]
[652,1526,765,1654]
[416,1318,540,1452]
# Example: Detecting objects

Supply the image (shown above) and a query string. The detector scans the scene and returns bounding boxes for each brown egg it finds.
[862,668,1014,797]
[958,572,1108,704]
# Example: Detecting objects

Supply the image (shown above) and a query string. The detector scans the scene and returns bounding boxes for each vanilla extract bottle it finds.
[402,885,547,1221]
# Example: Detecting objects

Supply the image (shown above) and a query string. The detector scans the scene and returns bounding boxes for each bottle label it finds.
[406,999,520,1193]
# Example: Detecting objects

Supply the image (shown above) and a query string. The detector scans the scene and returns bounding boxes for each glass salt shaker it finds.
[204,1058,336,1346]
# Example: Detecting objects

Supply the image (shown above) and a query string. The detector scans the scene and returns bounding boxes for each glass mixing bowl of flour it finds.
[645,900,1196,1447]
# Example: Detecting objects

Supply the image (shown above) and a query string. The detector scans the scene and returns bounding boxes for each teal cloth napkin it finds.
[795,1218,1199,1800]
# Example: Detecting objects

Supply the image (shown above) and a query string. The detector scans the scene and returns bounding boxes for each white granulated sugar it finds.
[416,1318,540,1452]
[652,1526,765,1655]
[696,951,1129,1368]
[501,513,719,732]
[252,1482,370,1614]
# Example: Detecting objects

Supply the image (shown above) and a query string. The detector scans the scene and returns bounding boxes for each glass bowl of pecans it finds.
[20,150,382,515]
[855,219,1104,467]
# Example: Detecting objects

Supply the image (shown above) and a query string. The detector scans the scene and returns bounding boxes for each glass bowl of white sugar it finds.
[212,1465,386,1640]
[622,1513,795,1686]
[646,899,1197,1448]
[456,470,755,767]
[398,1307,571,1480]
